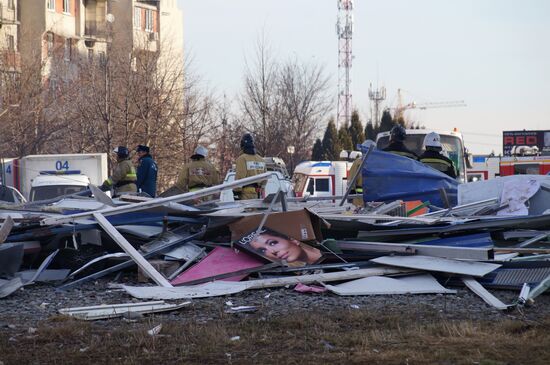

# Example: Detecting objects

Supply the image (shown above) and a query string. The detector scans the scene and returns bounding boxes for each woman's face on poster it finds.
[250,233,303,263]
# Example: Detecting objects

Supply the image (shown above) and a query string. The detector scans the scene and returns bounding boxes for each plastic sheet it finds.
[360,147,459,207]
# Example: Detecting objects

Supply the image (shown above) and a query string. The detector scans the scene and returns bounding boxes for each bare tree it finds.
[277,59,332,167]
[238,35,332,168]
[0,46,77,157]
[239,35,285,157]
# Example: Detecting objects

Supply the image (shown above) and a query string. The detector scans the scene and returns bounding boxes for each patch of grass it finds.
[0,310,549,364]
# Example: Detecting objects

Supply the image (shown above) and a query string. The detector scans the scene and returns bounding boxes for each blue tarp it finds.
[360,147,459,207]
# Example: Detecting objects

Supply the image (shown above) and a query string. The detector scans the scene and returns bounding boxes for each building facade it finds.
[17,0,183,88]
[0,0,20,110]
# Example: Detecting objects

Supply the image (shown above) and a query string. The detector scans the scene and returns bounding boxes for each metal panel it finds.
[371,255,501,277]
[325,274,456,296]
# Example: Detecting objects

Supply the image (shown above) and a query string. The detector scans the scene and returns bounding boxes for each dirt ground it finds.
[1,279,550,364]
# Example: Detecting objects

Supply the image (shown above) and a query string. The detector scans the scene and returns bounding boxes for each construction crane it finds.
[392,89,466,121]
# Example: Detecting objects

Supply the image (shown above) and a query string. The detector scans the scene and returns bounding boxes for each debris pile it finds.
[1,171,550,320]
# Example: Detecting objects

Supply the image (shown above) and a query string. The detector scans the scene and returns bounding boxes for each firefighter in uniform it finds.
[175,146,219,194]
[419,132,457,179]
[347,152,364,207]
[383,125,419,160]
[100,146,137,196]
[233,133,266,200]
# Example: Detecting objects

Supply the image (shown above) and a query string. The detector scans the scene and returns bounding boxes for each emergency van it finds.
[292,161,354,198]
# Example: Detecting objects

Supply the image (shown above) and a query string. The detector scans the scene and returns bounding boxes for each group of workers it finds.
[101,126,456,202]
[100,133,267,200]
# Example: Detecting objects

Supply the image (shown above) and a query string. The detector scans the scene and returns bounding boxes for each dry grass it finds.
[1,309,549,365]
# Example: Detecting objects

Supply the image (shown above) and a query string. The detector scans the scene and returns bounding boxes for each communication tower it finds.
[368,83,386,125]
[336,0,354,129]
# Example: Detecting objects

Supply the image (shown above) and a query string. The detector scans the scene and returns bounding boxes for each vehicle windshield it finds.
[377,134,465,179]
[30,185,87,201]
[292,173,308,194]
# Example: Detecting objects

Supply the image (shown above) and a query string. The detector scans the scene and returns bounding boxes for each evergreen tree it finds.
[311,138,323,160]
[349,110,365,148]
[365,120,376,141]
[321,119,340,161]
[338,122,353,154]
[379,109,395,133]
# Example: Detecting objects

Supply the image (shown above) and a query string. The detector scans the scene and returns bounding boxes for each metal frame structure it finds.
[336,0,353,129]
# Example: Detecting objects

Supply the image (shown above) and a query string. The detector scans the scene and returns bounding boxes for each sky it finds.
[178,0,550,154]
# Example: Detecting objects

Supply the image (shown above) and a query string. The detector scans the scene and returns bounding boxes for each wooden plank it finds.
[93,213,172,288]
[461,276,510,310]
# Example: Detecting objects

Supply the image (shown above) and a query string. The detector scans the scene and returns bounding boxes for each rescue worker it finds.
[175,145,219,193]
[135,145,158,197]
[100,146,137,196]
[347,152,364,207]
[383,125,419,160]
[233,133,266,200]
[419,132,457,178]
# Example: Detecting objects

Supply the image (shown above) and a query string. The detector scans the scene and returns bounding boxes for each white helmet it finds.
[424,132,442,150]
[193,145,208,158]
[349,151,362,159]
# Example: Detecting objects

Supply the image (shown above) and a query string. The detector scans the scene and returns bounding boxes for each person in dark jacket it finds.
[135,145,158,197]
[383,125,419,160]
[419,132,457,178]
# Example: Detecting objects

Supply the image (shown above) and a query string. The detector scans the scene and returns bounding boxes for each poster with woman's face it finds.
[235,227,323,266]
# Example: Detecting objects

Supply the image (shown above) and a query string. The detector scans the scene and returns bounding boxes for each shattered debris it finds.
[0,171,549,324]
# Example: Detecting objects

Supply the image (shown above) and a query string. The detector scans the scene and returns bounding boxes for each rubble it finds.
[0,171,549,324]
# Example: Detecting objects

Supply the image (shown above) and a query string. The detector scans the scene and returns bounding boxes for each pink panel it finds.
[171,246,264,286]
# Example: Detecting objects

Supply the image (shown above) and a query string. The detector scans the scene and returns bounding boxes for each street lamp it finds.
[287,145,295,175]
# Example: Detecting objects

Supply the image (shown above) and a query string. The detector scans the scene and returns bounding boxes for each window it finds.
[7,35,14,51]
[64,39,72,61]
[46,33,54,57]
[47,0,55,11]
[98,52,106,67]
[306,179,314,195]
[315,178,330,192]
[8,0,14,10]
[514,164,540,175]
[145,9,153,32]
[49,78,58,98]
[63,0,70,14]
[134,7,142,29]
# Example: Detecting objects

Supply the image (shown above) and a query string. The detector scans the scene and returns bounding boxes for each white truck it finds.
[1,154,108,201]
[292,160,355,198]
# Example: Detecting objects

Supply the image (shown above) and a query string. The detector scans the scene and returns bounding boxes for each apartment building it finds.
[0,0,20,109]
[18,0,183,87]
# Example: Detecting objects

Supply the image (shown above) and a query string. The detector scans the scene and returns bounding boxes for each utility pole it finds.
[336,0,354,130]
[368,83,386,126]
